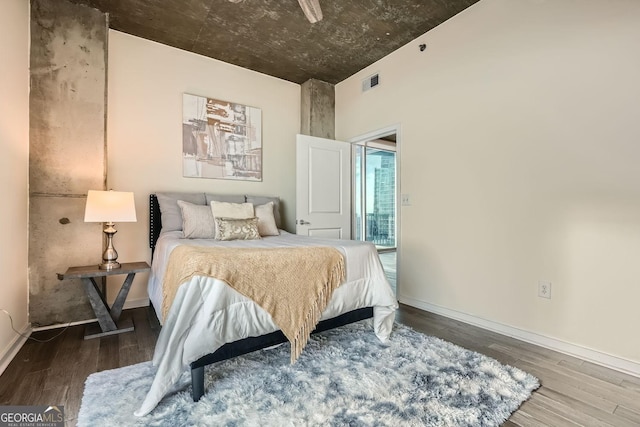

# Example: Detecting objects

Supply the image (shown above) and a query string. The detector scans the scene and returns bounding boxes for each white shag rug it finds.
[78,321,538,426]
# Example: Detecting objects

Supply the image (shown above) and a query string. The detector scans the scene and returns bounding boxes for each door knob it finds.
[299,219,311,225]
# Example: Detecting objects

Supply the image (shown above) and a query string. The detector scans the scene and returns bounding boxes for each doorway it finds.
[352,133,398,293]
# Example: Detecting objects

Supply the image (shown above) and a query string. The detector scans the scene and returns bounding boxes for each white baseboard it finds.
[399,295,640,379]
[0,323,31,377]
[32,298,151,332]
[0,300,152,375]
[122,297,149,310]
[32,318,96,332]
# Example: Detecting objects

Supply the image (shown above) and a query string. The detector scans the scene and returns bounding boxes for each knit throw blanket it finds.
[161,245,346,363]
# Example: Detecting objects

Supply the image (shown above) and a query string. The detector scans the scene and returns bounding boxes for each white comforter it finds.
[135,231,398,416]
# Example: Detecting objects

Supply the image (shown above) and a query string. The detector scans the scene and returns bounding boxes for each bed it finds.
[135,193,398,416]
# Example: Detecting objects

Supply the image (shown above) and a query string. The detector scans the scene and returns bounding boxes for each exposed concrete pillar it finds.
[29,0,107,326]
[300,79,335,139]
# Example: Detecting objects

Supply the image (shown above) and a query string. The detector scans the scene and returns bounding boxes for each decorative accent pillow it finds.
[156,192,206,232]
[214,217,261,241]
[210,201,255,239]
[255,202,279,236]
[177,200,216,239]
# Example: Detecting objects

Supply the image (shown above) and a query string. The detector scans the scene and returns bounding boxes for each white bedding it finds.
[136,230,398,416]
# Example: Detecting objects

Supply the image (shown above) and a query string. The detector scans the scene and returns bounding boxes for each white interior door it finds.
[296,134,351,239]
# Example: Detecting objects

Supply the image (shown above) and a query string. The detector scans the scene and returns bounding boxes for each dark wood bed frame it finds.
[149,194,374,401]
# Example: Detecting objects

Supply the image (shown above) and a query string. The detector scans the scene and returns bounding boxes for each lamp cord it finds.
[0,309,70,343]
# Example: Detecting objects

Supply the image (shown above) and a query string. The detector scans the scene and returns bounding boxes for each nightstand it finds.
[57,261,150,339]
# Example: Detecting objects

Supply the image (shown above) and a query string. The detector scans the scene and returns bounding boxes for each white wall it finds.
[107,31,301,305]
[336,0,640,369]
[0,0,30,371]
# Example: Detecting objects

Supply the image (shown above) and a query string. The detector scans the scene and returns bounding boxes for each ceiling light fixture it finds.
[297,0,323,23]
[228,0,323,23]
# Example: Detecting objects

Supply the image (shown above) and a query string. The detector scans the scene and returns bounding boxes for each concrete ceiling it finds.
[66,0,480,84]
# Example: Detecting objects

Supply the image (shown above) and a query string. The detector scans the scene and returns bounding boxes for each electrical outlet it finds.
[401,194,411,206]
[538,281,551,299]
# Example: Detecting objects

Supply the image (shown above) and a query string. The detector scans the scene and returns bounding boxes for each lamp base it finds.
[99,260,121,270]
[100,222,121,270]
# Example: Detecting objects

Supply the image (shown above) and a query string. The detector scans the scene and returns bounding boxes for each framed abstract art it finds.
[182,93,262,181]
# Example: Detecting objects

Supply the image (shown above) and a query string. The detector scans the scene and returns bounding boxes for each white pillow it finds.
[255,202,279,236]
[210,201,255,239]
[177,200,216,239]
[210,201,254,218]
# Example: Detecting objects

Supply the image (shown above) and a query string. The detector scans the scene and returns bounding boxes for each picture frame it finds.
[182,93,262,181]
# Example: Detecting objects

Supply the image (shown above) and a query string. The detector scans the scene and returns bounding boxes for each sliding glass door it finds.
[353,141,396,250]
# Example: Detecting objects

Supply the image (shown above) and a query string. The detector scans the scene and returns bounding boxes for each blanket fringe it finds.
[291,259,345,363]
[162,245,345,364]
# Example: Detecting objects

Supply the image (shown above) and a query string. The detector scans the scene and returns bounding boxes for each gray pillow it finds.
[204,193,246,205]
[156,192,206,232]
[246,195,281,229]
[177,200,216,239]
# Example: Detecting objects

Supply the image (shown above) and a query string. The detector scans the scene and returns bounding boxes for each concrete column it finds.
[300,79,335,139]
[29,0,107,326]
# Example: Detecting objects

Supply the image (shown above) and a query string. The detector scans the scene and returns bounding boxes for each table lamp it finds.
[84,190,137,270]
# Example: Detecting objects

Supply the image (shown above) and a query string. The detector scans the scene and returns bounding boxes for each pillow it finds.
[205,193,246,205]
[254,202,279,236]
[214,217,261,241]
[156,192,206,232]
[210,201,254,219]
[210,201,255,238]
[177,200,215,239]
[246,196,281,229]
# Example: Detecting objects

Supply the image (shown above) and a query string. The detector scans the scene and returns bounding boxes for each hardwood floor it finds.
[0,307,160,426]
[1,304,639,426]
[397,305,640,427]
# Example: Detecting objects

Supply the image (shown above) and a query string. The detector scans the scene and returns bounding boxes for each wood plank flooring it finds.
[0,307,160,426]
[1,304,638,426]
[397,305,640,427]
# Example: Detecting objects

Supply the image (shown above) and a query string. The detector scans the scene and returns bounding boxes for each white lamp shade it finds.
[84,190,137,223]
